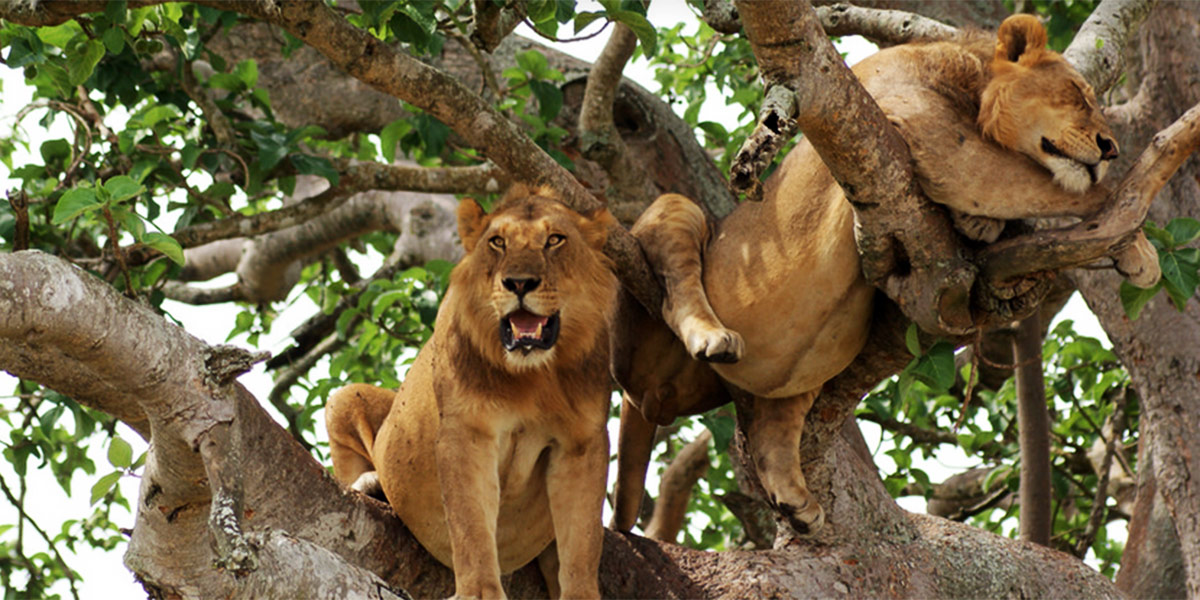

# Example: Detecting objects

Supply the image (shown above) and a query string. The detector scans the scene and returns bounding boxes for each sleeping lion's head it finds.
[979,14,1119,193]
[451,185,617,371]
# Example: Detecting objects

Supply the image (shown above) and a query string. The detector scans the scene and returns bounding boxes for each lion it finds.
[325,185,618,599]
[610,15,1159,536]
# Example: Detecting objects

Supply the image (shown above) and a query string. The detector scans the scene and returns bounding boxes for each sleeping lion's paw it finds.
[950,209,1006,243]
[1115,233,1161,288]
[680,318,744,363]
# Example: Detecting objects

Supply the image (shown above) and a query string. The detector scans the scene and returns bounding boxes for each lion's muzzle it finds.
[501,308,560,352]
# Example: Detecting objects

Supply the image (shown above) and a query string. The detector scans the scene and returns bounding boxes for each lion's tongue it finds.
[509,310,548,339]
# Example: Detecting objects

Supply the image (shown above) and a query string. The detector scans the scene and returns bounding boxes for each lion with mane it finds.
[325,185,617,599]
[610,15,1159,536]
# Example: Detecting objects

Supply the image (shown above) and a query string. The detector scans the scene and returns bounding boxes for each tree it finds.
[0,0,1198,597]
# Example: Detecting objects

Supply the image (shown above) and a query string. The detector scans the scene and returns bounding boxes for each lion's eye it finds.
[545,234,566,249]
[489,236,505,250]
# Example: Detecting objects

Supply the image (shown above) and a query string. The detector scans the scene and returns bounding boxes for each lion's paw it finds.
[682,324,744,363]
[774,495,825,537]
[1115,233,1161,288]
[350,471,386,501]
[950,209,1006,243]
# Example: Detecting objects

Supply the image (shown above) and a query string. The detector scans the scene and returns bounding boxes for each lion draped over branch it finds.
[610,14,1159,536]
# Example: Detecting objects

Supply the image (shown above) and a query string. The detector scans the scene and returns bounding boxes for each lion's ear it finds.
[457,198,488,252]
[994,14,1048,65]
[577,207,616,250]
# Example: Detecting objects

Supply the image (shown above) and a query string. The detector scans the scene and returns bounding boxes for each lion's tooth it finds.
[535,322,543,339]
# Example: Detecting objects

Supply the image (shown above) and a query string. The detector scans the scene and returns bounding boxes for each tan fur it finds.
[327,186,618,599]
[611,15,1157,535]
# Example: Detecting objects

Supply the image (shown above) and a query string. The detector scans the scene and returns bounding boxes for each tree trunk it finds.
[1073,2,1200,596]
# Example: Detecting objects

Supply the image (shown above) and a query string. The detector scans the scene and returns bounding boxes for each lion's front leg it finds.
[632,193,743,363]
[436,420,505,600]
[544,427,607,599]
[746,391,825,536]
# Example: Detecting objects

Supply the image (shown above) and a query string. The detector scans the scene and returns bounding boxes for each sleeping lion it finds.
[611,15,1158,536]
[326,185,617,599]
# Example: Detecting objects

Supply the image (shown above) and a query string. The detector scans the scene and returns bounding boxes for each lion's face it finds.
[979,14,1119,193]
[452,187,616,372]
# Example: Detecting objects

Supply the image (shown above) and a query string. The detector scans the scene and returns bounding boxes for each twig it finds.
[0,474,81,600]
[101,207,136,298]
[7,190,30,251]
[521,17,611,44]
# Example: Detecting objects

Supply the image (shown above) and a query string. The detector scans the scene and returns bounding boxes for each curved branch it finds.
[578,22,662,222]
[979,100,1200,286]
[815,3,958,44]
[1063,0,1157,95]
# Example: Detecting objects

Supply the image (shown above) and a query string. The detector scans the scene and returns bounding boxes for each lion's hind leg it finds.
[325,383,395,499]
[746,391,825,536]
[632,193,744,363]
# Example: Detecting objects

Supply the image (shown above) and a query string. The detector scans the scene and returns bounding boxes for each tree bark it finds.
[1071,2,1200,595]
[1013,314,1051,547]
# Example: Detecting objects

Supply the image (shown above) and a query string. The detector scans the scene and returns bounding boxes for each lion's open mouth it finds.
[500,309,560,352]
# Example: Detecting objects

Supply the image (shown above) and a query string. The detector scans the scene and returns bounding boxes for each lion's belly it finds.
[701,146,874,398]
[373,354,559,573]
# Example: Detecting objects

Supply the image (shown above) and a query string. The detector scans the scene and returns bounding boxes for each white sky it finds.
[0,3,1116,597]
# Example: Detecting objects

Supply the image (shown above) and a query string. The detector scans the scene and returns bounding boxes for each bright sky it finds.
[0,3,1116,598]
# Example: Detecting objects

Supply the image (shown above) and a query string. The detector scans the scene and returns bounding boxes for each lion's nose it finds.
[1097,134,1119,160]
[503,277,541,297]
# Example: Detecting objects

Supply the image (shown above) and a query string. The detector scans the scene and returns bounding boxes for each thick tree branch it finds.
[815,3,957,44]
[1063,0,1157,95]
[172,162,502,250]
[734,0,974,336]
[578,22,662,223]
[1014,314,1052,547]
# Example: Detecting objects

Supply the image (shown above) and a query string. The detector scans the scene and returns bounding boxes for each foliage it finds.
[859,320,1136,574]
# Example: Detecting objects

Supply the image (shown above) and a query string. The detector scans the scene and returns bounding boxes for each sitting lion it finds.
[610,15,1158,536]
[326,185,617,599]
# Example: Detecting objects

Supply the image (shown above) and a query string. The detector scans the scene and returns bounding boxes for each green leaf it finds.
[608,9,657,56]
[1165,217,1200,248]
[52,188,101,224]
[251,129,289,171]
[414,114,450,158]
[573,11,606,34]
[909,341,956,392]
[516,49,551,79]
[67,39,106,86]
[379,119,411,164]
[1160,249,1199,310]
[108,437,133,469]
[90,471,122,505]
[234,58,259,89]
[528,79,563,121]
[109,205,146,240]
[289,154,340,187]
[103,175,145,204]
[372,290,411,320]
[102,26,126,55]
[1143,222,1174,250]
[143,232,185,266]
[699,411,736,452]
[904,323,921,357]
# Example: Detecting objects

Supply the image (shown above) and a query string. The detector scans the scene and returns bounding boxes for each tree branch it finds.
[815,3,957,44]
[733,0,974,336]
[644,430,711,542]
[1063,0,1157,95]
[578,22,662,222]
